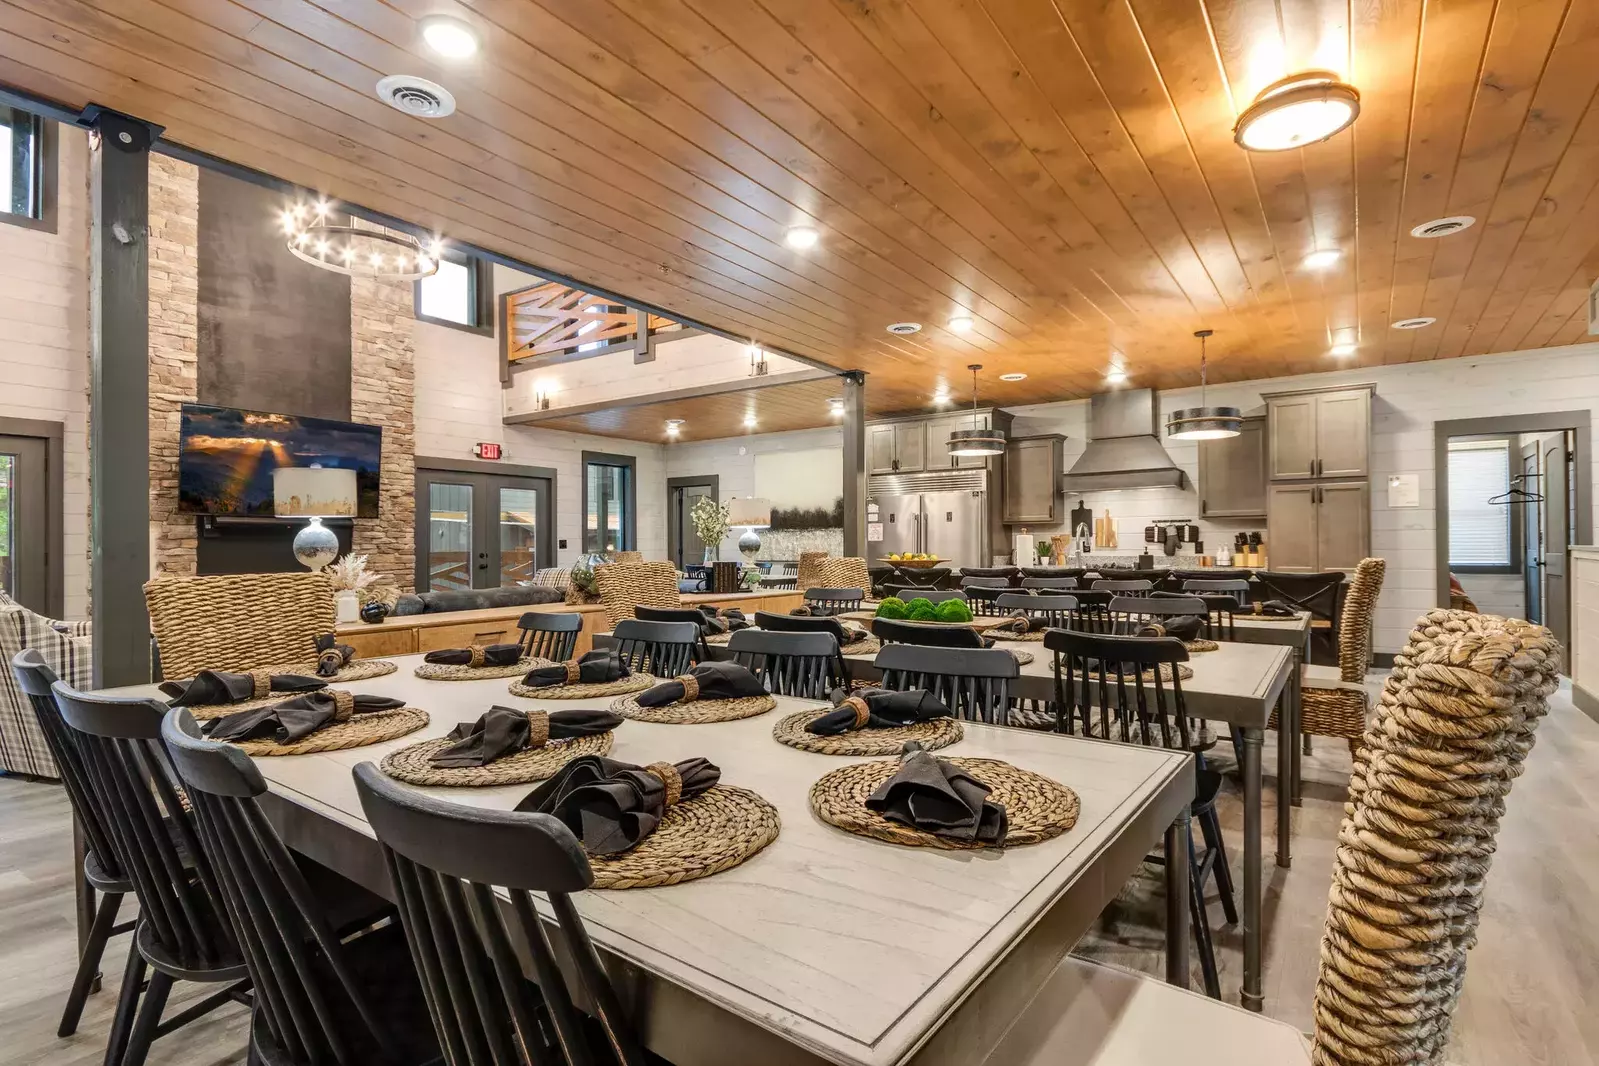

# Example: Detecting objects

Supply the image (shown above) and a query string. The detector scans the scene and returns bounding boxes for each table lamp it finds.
[274,465,357,570]
[727,496,772,565]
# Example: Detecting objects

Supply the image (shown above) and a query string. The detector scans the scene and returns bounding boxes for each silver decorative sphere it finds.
[293,516,340,570]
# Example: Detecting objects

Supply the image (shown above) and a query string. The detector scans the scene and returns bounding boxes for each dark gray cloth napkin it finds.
[805,687,950,735]
[521,648,629,688]
[429,706,623,767]
[161,669,325,707]
[696,606,752,636]
[865,741,1008,845]
[999,610,1047,635]
[203,692,405,744]
[635,661,765,707]
[1140,615,1205,641]
[315,633,357,677]
[1256,600,1298,617]
[423,643,523,666]
[515,754,720,855]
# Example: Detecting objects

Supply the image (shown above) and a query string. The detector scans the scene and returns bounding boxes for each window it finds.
[414,252,493,335]
[582,452,636,555]
[2,105,54,232]
[1448,439,1516,571]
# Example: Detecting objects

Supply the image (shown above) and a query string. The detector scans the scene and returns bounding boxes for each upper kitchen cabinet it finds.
[868,421,926,475]
[1197,416,1267,517]
[1002,434,1066,524]
[1265,385,1374,481]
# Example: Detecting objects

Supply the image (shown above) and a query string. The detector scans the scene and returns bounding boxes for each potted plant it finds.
[689,496,731,566]
[566,555,604,604]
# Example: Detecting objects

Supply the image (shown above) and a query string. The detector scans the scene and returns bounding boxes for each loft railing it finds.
[500,281,697,379]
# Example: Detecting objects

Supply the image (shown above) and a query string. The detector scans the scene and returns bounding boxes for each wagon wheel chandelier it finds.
[280,200,440,281]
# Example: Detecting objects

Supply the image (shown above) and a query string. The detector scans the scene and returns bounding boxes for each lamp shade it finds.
[274,465,358,517]
[726,496,772,529]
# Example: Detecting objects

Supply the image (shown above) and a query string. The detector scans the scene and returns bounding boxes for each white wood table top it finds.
[110,656,1193,1066]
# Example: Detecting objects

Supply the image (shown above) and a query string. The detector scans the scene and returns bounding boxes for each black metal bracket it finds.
[79,104,163,151]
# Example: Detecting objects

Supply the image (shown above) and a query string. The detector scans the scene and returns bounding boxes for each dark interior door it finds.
[1521,441,1542,624]
[0,434,48,612]
[668,478,716,568]
[1543,434,1571,658]
[416,469,553,592]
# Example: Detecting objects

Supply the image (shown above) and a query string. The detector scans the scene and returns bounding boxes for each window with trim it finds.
[582,452,636,555]
[414,252,494,335]
[2,105,54,232]
[1448,439,1517,572]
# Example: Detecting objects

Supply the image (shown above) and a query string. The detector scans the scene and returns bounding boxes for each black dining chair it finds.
[1159,591,1241,639]
[11,651,137,1041]
[993,592,1077,628]
[889,564,951,590]
[1018,566,1088,581]
[959,566,1020,586]
[727,629,839,698]
[865,566,895,597]
[961,585,1009,616]
[49,681,251,1066]
[1066,589,1115,633]
[160,709,436,1066]
[1256,570,1345,662]
[871,617,987,649]
[1182,578,1252,608]
[874,643,1018,725]
[803,586,865,616]
[1109,595,1209,636]
[634,605,718,658]
[352,763,650,1066]
[1092,578,1155,597]
[516,611,583,662]
[610,618,700,678]
[883,587,969,605]
[1042,629,1235,998]
[958,575,1011,589]
[1020,576,1078,591]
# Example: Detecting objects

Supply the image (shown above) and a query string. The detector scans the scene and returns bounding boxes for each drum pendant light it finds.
[947,364,1007,457]
[1165,330,1242,441]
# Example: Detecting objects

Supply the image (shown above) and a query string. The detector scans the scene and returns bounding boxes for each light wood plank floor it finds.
[2,683,1595,1065]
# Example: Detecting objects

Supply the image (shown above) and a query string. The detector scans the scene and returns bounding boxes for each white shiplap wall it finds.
[0,128,89,619]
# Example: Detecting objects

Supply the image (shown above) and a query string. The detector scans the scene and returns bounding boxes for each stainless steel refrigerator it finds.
[867,490,987,570]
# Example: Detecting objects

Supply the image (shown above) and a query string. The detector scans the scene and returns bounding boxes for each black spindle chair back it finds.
[803,586,865,616]
[958,575,1010,588]
[634,605,718,659]
[1157,591,1239,639]
[870,618,987,649]
[960,584,1008,616]
[1067,590,1115,633]
[727,630,839,698]
[610,618,700,678]
[1109,594,1209,637]
[1042,629,1191,746]
[875,643,1018,725]
[516,611,582,662]
[353,763,648,1066]
[1182,578,1252,607]
[1020,576,1078,590]
[1091,578,1155,597]
[993,592,1077,628]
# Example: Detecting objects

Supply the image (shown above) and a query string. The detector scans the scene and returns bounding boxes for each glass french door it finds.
[0,434,48,612]
[415,469,554,592]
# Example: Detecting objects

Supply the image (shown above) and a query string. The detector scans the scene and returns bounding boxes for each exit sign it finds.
[474,442,503,460]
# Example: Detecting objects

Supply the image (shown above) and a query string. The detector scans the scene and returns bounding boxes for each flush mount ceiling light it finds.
[947,314,974,333]
[1303,248,1342,270]
[1330,342,1358,357]
[1166,330,1242,440]
[1392,317,1437,330]
[886,322,922,335]
[743,413,758,428]
[1234,71,1360,152]
[785,226,819,249]
[947,365,1008,457]
[999,372,1027,382]
[281,201,439,280]
[827,397,845,416]
[376,74,457,118]
[1105,367,1129,385]
[1410,216,1475,239]
[665,418,685,437]
[419,15,479,59]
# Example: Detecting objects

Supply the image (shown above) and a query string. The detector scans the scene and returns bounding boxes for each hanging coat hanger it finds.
[1488,481,1543,505]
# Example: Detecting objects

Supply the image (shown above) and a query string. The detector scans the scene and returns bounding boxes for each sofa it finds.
[393,585,566,616]
[0,596,93,779]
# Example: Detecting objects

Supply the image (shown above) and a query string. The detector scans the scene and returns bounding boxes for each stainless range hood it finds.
[1061,389,1185,491]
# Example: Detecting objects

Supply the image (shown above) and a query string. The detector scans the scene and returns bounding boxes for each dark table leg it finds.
[1241,727,1264,1013]
[1292,633,1306,805]
[1276,688,1293,871]
[1164,809,1192,989]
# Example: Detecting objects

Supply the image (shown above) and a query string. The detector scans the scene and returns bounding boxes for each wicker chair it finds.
[144,571,335,681]
[612,550,644,563]
[1293,557,1386,755]
[814,556,870,594]
[594,561,681,628]
[796,551,829,590]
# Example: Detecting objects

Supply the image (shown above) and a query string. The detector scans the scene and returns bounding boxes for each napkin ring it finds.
[564,660,583,683]
[525,710,550,749]
[675,674,700,702]
[840,696,871,729]
[331,690,356,721]
[1139,623,1167,638]
[468,646,486,668]
[646,762,683,807]
[317,650,343,676]
[249,669,273,699]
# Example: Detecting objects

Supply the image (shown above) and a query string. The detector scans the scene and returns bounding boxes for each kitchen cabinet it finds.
[926,412,994,469]
[1197,416,1266,517]
[868,422,925,474]
[1267,481,1369,572]
[1265,385,1373,481]
[1002,434,1066,524]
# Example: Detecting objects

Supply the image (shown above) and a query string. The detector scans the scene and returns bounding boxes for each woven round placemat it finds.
[772,709,964,755]
[810,757,1079,850]
[704,631,735,646]
[379,731,614,787]
[268,658,399,684]
[179,694,291,721]
[842,637,883,656]
[611,691,777,724]
[226,708,429,757]
[1132,663,1193,682]
[1005,648,1035,666]
[989,629,1046,642]
[508,674,658,700]
[414,658,547,681]
[587,785,780,889]
[1184,639,1220,653]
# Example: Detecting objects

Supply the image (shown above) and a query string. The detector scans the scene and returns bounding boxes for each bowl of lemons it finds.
[883,552,945,569]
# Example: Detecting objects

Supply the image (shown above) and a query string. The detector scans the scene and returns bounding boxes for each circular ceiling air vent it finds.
[1410,216,1475,239]
[376,75,457,118]
[1392,317,1437,330]
[885,322,922,335]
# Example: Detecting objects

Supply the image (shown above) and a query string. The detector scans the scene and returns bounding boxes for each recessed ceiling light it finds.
[948,315,974,333]
[785,226,819,250]
[743,413,757,428]
[1330,343,1358,357]
[1303,248,1341,270]
[1392,317,1436,330]
[1105,368,1129,384]
[419,15,480,59]
[827,397,844,417]
[1410,216,1476,239]
[886,322,922,335]
[999,372,1027,382]
[665,418,685,437]
[375,75,457,119]
[1234,71,1360,152]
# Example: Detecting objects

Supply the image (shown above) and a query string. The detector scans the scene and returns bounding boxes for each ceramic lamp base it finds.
[293,516,340,570]
[738,527,762,564]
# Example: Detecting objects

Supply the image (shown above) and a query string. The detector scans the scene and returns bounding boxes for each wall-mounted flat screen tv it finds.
[177,404,383,518]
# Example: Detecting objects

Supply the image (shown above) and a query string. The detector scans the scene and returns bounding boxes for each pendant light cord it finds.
[1194,329,1213,407]
[970,365,981,428]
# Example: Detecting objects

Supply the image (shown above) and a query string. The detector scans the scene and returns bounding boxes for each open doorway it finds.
[667,475,718,569]
[1436,413,1591,660]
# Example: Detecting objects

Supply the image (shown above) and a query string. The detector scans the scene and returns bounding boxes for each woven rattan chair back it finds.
[870,618,987,649]
[875,643,1018,725]
[883,587,968,605]
[162,710,430,1066]
[1043,629,1191,744]
[727,630,838,699]
[352,764,647,1066]
[795,551,830,590]
[1335,558,1385,681]
[1091,578,1154,597]
[145,571,336,681]
[610,619,699,678]
[803,587,865,616]
[515,612,581,663]
[594,562,680,629]
[994,593,1077,628]
[1020,576,1078,590]
[814,556,871,593]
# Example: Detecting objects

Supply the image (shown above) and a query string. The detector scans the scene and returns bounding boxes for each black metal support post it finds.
[87,107,154,687]
[841,372,868,558]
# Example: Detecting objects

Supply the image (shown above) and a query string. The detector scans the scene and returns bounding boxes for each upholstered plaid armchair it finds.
[0,598,93,779]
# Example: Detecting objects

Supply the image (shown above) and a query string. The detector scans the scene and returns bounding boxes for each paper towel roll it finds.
[1012,533,1035,565]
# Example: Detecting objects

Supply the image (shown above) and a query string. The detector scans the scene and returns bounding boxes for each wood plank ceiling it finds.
[3,0,1598,418]
[529,376,849,443]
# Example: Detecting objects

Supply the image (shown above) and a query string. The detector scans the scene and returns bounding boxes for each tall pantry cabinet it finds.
[1264,384,1374,572]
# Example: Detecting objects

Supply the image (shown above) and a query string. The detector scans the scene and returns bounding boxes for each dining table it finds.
[1226,611,1313,807]
[107,654,1202,1066]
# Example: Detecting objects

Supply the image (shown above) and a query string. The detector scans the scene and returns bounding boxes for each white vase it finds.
[334,589,360,624]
